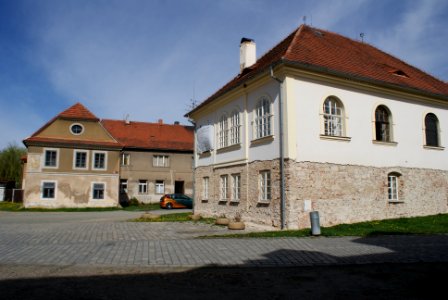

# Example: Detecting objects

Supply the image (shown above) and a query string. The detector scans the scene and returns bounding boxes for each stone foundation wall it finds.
[194,160,281,227]
[194,160,448,229]
[287,161,448,229]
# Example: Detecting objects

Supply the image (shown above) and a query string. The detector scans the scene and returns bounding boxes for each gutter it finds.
[270,65,286,230]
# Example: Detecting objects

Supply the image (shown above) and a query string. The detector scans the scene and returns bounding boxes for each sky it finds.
[0,0,447,149]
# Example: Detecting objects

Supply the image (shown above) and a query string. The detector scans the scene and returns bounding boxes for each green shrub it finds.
[129,197,140,207]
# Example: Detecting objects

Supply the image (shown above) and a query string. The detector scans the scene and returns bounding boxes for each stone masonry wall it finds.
[194,160,282,227]
[194,160,448,229]
[286,161,448,229]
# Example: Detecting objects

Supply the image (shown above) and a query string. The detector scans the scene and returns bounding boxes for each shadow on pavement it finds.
[1,234,448,300]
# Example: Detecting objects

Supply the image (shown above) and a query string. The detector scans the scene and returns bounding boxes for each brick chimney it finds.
[240,37,256,72]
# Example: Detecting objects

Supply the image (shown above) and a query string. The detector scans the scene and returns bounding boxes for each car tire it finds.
[166,203,173,210]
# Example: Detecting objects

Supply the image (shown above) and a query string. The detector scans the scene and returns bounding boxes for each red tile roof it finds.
[58,102,99,121]
[188,25,448,116]
[101,119,194,152]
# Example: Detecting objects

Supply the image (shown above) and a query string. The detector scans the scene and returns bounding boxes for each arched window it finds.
[254,97,272,139]
[425,113,440,147]
[218,114,228,148]
[375,105,392,142]
[323,97,344,136]
[230,110,240,145]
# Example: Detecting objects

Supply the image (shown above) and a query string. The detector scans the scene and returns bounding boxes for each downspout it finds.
[270,65,286,230]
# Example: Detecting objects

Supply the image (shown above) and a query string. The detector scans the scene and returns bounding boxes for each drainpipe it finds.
[270,65,286,230]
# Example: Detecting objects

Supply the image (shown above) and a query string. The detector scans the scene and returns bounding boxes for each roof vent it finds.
[174,121,180,125]
[124,114,130,125]
[390,69,409,78]
[158,119,163,124]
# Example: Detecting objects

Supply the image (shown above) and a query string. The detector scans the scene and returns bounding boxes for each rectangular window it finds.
[155,180,165,194]
[153,155,169,167]
[259,171,271,201]
[44,149,58,168]
[388,175,398,201]
[203,177,209,199]
[139,180,148,194]
[121,153,130,166]
[120,179,128,193]
[74,150,88,169]
[92,183,105,200]
[220,175,229,200]
[231,174,241,201]
[42,181,56,199]
[93,151,107,170]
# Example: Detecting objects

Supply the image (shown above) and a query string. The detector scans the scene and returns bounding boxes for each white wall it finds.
[292,77,448,170]
[195,80,281,167]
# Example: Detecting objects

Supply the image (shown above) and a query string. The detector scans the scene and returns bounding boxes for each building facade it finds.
[23,103,194,208]
[187,25,448,229]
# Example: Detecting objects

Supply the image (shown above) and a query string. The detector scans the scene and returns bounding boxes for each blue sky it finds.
[1,0,447,149]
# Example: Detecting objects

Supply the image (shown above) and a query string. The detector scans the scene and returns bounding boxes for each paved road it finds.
[1,211,447,271]
[1,211,447,299]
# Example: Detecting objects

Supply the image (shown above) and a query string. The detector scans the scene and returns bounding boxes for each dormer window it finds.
[70,123,84,135]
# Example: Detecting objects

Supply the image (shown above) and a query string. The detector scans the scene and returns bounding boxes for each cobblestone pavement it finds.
[1,211,447,274]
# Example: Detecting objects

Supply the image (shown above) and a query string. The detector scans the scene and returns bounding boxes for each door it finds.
[175,181,184,194]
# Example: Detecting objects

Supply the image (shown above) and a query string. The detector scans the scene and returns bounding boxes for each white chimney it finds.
[240,37,256,72]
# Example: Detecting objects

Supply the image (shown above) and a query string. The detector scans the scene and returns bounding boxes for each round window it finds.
[70,124,84,135]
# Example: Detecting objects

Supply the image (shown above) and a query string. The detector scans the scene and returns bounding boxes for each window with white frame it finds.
[155,180,165,194]
[387,173,400,201]
[44,149,58,168]
[254,97,272,139]
[231,173,241,201]
[139,180,148,194]
[92,151,107,170]
[42,181,56,199]
[121,153,130,166]
[322,97,344,136]
[220,175,229,200]
[425,113,440,147]
[203,177,209,199]
[73,150,88,169]
[218,114,229,148]
[230,110,240,145]
[92,183,105,200]
[375,105,392,142]
[259,170,271,201]
[153,155,169,167]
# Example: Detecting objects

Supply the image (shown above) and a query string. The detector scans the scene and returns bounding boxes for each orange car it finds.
[159,194,193,209]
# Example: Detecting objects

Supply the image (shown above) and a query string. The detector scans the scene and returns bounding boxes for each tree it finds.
[0,143,26,188]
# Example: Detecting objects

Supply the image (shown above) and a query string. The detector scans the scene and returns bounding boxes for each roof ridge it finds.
[284,24,306,59]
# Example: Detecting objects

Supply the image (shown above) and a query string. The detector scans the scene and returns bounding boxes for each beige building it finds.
[23,103,121,208]
[102,119,194,203]
[22,103,194,208]
[186,25,448,229]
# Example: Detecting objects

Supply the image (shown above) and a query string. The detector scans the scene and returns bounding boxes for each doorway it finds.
[175,181,184,194]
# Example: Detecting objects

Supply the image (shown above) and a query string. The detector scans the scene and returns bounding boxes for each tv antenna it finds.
[360,32,365,42]
[303,16,307,24]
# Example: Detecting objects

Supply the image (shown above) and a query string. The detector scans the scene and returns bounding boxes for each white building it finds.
[186,25,448,229]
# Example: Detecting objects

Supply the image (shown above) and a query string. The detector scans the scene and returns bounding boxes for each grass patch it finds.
[122,203,160,211]
[206,214,448,238]
[133,212,215,224]
[0,201,23,211]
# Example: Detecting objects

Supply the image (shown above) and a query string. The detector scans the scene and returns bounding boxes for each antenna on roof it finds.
[360,32,365,43]
[302,15,307,25]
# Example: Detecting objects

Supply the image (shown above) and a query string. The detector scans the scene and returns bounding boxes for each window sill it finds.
[251,135,274,146]
[218,199,228,202]
[372,140,398,146]
[257,200,270,205]
[388,200,404,204]
[230,199,240,203]
[198,151,212,158]
[216,144,241,153]
[201,199,209,202]
[423,145,445,151]
[320,135,351,142]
